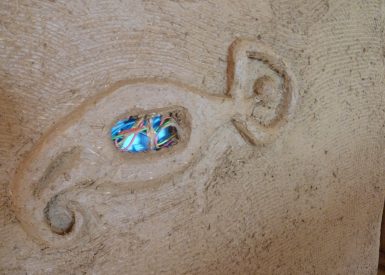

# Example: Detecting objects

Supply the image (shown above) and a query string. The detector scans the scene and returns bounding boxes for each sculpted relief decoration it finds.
[1,0,385,274]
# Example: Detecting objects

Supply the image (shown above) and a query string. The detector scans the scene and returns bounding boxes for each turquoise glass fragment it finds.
[111,114,179,153]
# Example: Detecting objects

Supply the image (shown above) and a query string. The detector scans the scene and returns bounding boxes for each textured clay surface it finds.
[1,0,385,274]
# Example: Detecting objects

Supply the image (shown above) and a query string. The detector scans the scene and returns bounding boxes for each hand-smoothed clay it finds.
[1,0,385,274]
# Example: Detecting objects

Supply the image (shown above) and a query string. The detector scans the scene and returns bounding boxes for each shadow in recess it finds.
[378,201,385,275]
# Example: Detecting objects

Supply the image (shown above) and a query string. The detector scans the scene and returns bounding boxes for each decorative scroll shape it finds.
[10,39,298,247]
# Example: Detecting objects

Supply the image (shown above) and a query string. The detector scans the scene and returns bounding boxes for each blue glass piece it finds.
[121,132,150,152]
[111,113,178,153]
[157,127,171,144]
[111,117,137,137]
[151,114,162,130]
